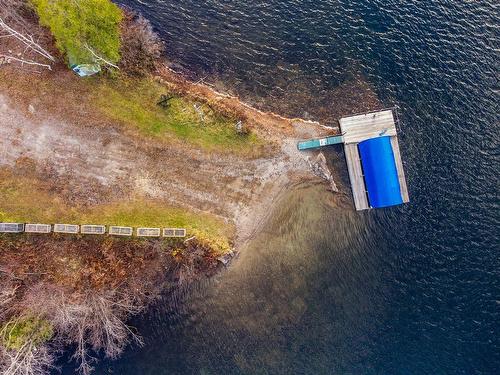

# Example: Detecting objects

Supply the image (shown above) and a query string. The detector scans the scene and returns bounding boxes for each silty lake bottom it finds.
[59,0,498,374]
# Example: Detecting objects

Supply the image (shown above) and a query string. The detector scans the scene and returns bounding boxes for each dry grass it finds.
[0,167,233,255]
[0,230,222,374]
[0,67,268,157]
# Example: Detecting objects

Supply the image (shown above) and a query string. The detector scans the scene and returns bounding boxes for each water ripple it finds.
[91,1,500,374]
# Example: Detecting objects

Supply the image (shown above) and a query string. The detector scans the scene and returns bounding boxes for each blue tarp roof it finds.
[358,136,403,208]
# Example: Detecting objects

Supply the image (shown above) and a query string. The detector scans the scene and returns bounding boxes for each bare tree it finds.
[0,342,55,375]
[0,309,55,375]
[20,284,145,375]
[0,0,55,70]
[56,292,144,375]
[120,9,164,76]
[0,270,21,322]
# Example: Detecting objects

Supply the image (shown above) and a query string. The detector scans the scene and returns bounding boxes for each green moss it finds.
[93,78,265,155]
[1,316,53,350]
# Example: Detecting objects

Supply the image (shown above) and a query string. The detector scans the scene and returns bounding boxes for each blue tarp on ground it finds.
[358,136,403,208]
[70,63,101,77]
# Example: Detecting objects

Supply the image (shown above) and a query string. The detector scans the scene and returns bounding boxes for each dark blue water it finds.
[92,1,498,374]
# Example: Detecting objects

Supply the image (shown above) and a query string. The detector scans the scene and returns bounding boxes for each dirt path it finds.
[0,91,326,245]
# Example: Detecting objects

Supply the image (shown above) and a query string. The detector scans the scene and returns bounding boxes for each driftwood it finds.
[0,54,52,70]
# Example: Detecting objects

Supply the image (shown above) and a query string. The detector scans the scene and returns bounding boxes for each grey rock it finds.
[308,152,339,192]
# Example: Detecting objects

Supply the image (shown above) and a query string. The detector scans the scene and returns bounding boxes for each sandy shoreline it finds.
[0,63,338,249]
[154,62,344,247]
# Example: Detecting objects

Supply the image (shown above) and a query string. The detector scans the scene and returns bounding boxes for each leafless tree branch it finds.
[0,17,54,62]
[17,285,145,375]
[84,43,119,69]
[0,54,52,70]
[0,341,55,375]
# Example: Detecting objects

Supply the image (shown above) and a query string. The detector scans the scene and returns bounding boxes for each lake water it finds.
[88,1,498,374]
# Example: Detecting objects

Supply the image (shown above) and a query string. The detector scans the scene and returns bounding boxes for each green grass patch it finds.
[93,78,265,156]
[0,171,82,224]
[1,316,53,350]
[82,200,227,234]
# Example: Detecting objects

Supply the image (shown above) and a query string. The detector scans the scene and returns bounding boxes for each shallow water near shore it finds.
[63,0,498,374]
[93,182,411,374]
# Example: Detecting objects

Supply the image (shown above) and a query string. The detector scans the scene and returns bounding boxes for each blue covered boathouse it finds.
[297,109,409,211]
[339,109,409,210]
[357,136,403,208]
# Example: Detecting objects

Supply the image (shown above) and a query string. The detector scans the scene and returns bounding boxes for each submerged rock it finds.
[308,152,338,192]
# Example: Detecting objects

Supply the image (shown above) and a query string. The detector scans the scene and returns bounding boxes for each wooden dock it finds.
[339,110,397,144]
[390,136,410,203]
[339,109,409,210]
[344,144,370,210]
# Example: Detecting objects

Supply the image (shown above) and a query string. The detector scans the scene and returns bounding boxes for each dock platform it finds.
[339,109,409,210]
[339,110,397,144]
[344,143,370,210]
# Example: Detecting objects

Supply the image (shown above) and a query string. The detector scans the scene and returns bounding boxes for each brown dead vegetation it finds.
[0,0,57,72]
[119,9,163,77]
[0,234,221,374]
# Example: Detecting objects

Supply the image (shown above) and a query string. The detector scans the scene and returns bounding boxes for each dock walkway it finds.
[297,135,344,150]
